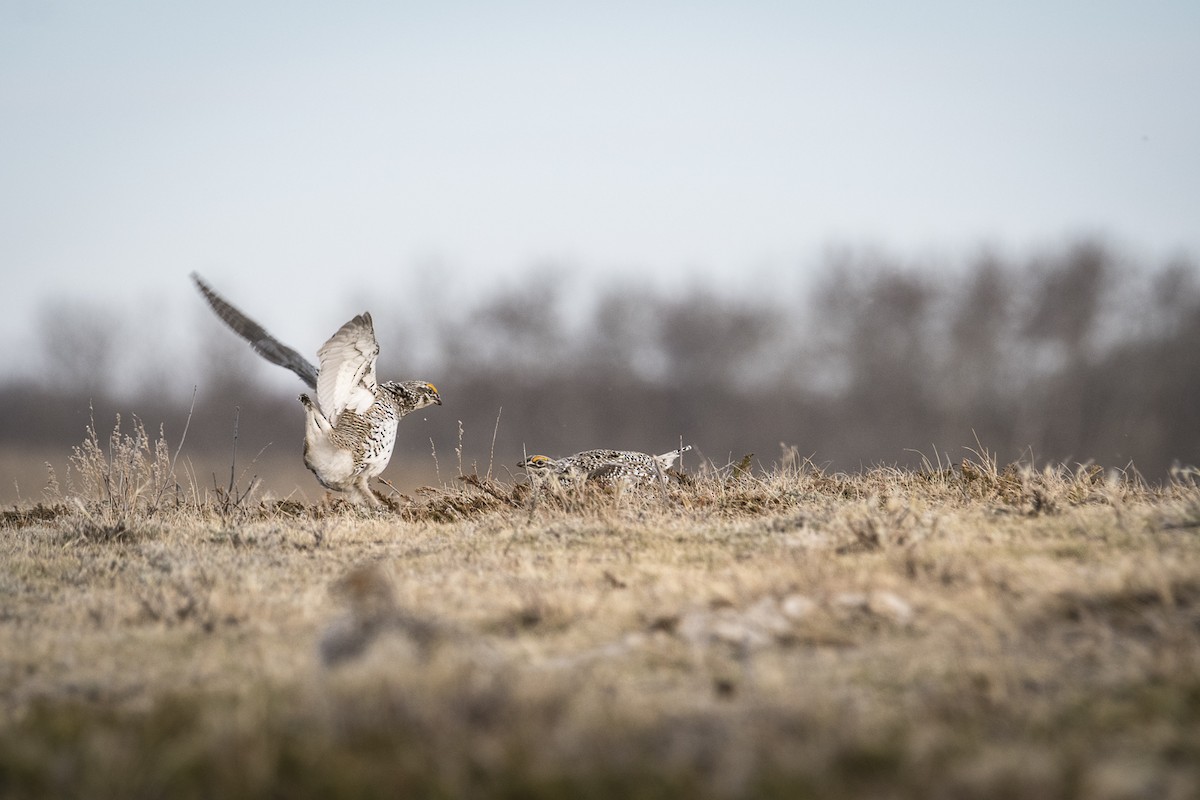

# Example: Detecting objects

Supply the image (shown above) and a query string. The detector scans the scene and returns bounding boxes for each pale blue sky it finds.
[3,1,1199,380]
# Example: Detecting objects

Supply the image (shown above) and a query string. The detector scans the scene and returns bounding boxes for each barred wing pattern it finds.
[191,272,319,389]
[193,272,443,506]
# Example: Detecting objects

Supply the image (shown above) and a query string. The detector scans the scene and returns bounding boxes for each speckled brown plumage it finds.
[519,446,691,489]
[193,275,441,505]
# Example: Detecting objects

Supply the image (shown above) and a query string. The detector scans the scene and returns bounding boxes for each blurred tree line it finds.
[3,239,1198,484]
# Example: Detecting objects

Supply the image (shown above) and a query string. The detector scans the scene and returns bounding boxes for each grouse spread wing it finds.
[191,273,319,389]
[315,312,380,423]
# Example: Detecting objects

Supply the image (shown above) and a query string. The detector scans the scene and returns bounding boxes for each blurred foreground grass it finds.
[2,424,1199,799]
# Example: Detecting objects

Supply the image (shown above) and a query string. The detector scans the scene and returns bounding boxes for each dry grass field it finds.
[2,419,1199,799]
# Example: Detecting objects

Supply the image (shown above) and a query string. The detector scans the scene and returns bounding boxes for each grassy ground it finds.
[2,423,1199,798]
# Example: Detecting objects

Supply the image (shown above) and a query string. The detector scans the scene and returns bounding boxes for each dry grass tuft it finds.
[62,411,182,514]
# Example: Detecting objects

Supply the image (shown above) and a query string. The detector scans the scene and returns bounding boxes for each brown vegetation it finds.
[1,421,1199,797]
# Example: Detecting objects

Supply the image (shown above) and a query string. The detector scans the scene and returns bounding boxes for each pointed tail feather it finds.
[654,444,693,469]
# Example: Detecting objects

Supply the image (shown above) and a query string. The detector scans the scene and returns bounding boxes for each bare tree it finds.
[6,241,1198,480]
[36,300,120,394]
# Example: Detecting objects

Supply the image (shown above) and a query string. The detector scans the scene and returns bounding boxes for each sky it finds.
[3,1,1199,382]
